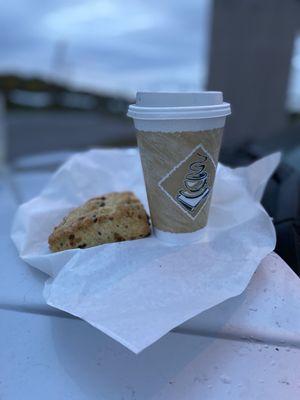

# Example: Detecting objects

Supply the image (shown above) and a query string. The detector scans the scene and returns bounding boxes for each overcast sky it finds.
[288,35,300,111]
[0,0,211,97]
[1,0,300,105]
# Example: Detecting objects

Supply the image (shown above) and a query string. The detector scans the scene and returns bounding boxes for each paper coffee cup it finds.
[127,92,231,243]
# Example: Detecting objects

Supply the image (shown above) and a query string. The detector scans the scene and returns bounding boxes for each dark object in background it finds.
[236,145,300,274]
[0,73,130,113]
[207,0,300,154]
[264,164,300,274]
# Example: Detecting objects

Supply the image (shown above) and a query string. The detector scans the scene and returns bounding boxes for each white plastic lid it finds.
[127,91,231,120]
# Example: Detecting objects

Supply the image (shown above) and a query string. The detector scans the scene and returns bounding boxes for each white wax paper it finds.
[11,149,280,353]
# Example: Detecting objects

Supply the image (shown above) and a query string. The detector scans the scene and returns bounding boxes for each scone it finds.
[48,192,150,252]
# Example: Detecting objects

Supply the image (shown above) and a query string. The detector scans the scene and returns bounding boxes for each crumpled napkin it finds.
[11,149,280,353]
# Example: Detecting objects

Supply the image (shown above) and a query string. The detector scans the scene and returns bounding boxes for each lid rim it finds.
[127,103,231,120]
[128,103,230,111]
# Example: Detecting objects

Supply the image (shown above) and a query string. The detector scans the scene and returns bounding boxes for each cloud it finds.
[287,35,300,111]
[0,0,211,96]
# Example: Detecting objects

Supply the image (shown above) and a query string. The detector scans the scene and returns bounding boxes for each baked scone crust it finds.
[48,192,150,252]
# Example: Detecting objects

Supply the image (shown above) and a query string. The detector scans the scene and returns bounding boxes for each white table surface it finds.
[1,160,300,399]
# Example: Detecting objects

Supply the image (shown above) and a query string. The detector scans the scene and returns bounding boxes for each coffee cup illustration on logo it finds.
[159,144,215,220]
